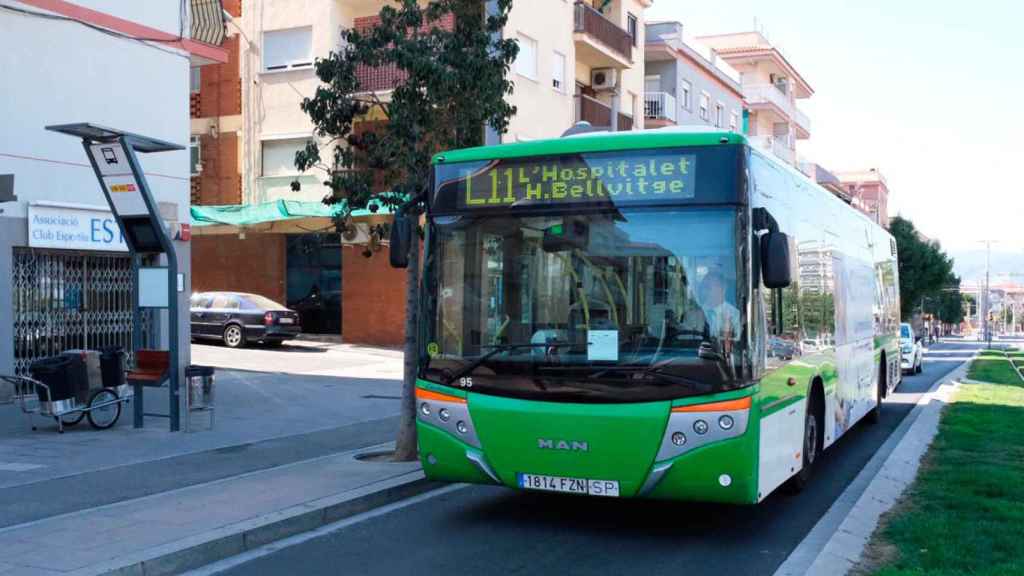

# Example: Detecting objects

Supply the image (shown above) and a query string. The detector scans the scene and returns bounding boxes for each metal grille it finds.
[12,249,151,377]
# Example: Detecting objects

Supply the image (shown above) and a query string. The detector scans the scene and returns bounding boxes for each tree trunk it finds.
[393,232,420,461]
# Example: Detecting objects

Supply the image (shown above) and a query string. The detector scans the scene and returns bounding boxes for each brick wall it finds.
[342,247,407,347]
[352,14,454,93]
[192,132,241,205]
[191,234,287,304]
[193,35,242,119]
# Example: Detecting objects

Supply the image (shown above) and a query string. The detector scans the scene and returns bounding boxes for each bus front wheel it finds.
[787,387,822,494]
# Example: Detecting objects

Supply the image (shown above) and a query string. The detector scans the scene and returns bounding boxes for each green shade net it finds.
[190,197,399,228]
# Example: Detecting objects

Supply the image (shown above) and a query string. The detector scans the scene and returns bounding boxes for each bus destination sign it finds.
[443,151,698,210]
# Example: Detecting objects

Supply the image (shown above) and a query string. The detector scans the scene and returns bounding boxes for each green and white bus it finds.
[409,128,900,504]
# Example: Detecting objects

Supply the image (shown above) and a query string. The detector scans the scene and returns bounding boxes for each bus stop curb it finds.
[79,470,438,576]
[772,351,975,576]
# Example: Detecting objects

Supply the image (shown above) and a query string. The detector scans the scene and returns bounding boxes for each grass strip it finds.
[864,351,1024,575]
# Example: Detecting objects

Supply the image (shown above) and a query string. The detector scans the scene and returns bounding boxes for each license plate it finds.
[278,318,295,324]
[517,473,619,497]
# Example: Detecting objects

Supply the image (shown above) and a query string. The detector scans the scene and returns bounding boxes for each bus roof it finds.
[433,127,748,164]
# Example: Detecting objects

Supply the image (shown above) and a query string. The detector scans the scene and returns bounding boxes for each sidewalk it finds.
[0,444,429,575]
[0,343,416,575]
[0,354,402,489]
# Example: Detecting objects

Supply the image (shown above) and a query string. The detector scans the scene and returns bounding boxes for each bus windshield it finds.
[422,207,751,402]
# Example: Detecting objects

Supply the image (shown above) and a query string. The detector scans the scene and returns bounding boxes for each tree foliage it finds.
[890,216,960,323]
[294,0,518,459]
[295,0,517,214]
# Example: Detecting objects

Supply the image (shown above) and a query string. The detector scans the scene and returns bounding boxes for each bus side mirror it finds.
[761,232,792,289]
[389,215,412,269]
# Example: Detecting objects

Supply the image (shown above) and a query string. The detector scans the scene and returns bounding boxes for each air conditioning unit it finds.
[591,68,618,91]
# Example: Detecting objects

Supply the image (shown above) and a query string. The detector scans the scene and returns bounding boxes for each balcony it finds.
[644,92,676,126]
[575,94,633,131]
[573,1,632,68]
[749,135,796,165]
[744,84,811,137]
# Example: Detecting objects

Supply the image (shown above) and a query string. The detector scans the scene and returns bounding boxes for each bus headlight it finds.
[415,387,481,449]
[654,396,752,463]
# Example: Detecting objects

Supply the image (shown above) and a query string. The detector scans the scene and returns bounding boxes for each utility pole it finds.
[980,240,996,348]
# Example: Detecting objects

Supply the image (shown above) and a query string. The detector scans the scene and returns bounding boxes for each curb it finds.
[773,350,975,576]
[72,469,437,576]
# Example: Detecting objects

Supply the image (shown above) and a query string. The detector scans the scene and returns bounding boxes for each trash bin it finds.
[29,356,76,402]
[185,365,215,431]
[99,347,126,389]
[59,352,91,404]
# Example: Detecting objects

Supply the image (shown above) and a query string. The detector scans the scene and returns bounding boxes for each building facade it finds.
[698,31,812,165]
[0,1,227,392]
[643,21,744,131]
[835,169,890,228]
[189,0,653,346]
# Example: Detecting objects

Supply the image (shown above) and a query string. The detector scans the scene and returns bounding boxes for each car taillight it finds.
[264,312,274,326]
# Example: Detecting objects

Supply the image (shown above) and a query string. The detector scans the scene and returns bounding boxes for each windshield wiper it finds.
[443,341,568,385]
[585,362,713,392]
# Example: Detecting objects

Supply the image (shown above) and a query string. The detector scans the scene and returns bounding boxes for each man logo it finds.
[537,439,589,452]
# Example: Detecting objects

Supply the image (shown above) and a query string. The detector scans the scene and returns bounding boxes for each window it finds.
[261,137,312,177]
[680,79,692,110]
[552,51,566,92]
[263,27,313,72]
[516,34,537,80]
[729,110,739,132]
[627,13,639,46]
[210,294,239,310]
[190,136,201,175]
[190,67,200,94]
[715,102,725,128]
[699,92,710,121]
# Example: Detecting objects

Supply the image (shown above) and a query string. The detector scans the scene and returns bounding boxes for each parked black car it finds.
[190,292,301,348]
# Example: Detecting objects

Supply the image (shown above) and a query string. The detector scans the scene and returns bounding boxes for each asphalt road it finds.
[217,341,979,576]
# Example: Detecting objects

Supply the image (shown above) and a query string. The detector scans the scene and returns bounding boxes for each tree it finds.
[294,0,518,460]
[890,216,959,321]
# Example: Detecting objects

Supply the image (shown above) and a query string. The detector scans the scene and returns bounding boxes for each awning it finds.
[191,197,397,227]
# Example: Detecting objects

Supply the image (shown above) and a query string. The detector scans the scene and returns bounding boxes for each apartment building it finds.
[0,0,227,387]
[643,21,743,132]
[508,0,651,140]
[189,0,653,346]
[835,169,890,228]
[698,31,812,165]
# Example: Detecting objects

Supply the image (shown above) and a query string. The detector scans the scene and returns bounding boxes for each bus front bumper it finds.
[414,383,760,505]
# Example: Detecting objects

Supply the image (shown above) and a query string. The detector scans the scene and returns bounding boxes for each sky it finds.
[646,0,1024,253]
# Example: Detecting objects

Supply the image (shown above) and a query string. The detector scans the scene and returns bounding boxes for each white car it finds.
[900,323,923,374]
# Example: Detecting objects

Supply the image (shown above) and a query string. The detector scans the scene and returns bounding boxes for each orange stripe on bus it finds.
[415,388,467,404]
[672,396,752,413]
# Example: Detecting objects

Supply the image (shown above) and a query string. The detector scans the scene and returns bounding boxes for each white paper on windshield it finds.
[587,330,619,362]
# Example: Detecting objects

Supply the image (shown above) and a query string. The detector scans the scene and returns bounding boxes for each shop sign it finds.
[28,204,128,252]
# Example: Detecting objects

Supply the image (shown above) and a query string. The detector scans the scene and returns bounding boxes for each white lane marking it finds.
[184,483,468,575]
[0,462,46,472]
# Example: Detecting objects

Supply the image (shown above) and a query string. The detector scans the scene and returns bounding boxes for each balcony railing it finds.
[575,94,633,131]
[644,92,677,123]
[744,84,811,133]
[749,135,796,165]
[573,1,632,61]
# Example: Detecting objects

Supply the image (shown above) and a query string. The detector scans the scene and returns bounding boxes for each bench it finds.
[127,350,169,387]
[127,349,170,428]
